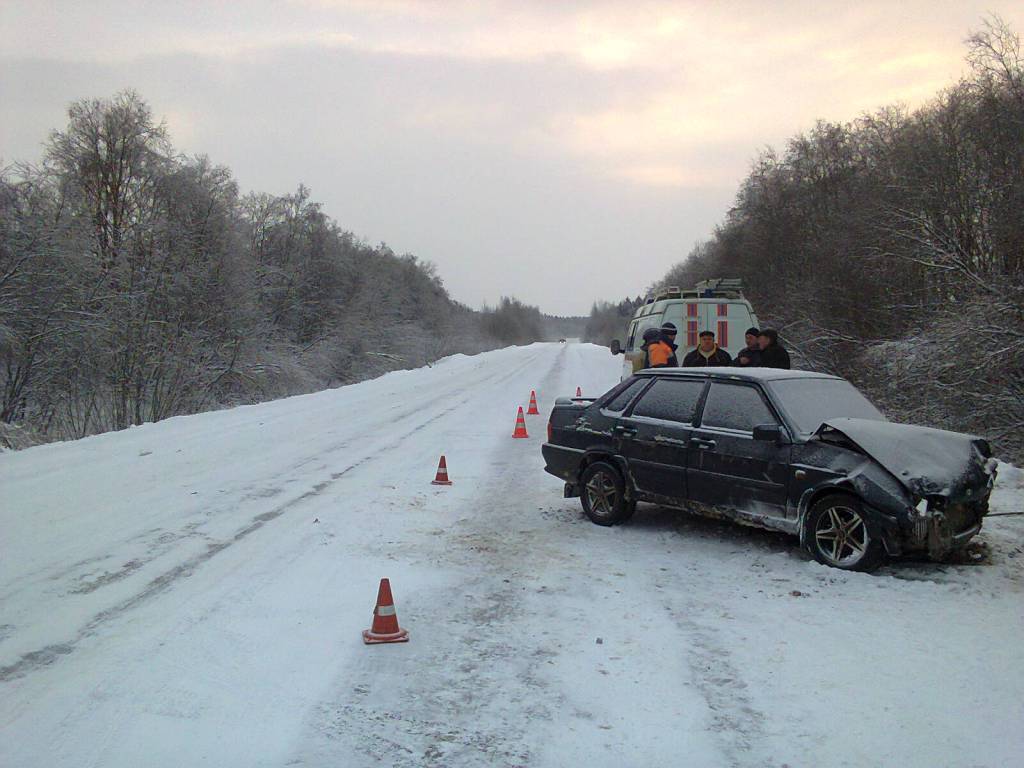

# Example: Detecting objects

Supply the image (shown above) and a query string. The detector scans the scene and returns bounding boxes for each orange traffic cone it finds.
[527,390,540,415]
[513,406,529,438]
[575,386,582,398]
[432,455,453,485]
[362,578,409,644]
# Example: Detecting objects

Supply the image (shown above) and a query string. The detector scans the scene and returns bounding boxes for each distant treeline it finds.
[583,297,645,346]
[0,92,549,446]
[653,18,1024,460]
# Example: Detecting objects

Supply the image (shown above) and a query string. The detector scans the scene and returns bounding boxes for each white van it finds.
[610,280,760,380]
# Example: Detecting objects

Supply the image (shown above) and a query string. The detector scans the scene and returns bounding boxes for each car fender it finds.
[795,466,909,555]
[577,447,634,495]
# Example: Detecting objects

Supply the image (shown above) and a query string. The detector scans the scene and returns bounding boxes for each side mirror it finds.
[610,339,622,355]
[752,424,786,443]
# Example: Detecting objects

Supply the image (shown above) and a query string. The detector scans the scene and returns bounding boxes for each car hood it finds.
[816,417,995,500]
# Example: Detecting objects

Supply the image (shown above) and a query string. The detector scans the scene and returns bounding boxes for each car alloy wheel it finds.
[579,460,634,526]
[585,470,619,520]
[813,504,870,568]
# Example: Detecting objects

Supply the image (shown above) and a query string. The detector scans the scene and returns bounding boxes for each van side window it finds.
[625,321,639,351]
[699,383,777,432]
[661,305,685,333]
[630,379,706,423]
[631,316,663,351]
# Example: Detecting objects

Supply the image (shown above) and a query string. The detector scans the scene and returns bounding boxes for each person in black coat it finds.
[683,330,733,366]
[734,326,762,367]
[758,328,791,369]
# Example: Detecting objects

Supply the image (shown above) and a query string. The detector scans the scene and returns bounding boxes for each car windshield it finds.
[768,378,886,435]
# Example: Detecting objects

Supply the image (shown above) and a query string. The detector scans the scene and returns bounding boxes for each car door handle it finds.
[613,425,638,437]
[689,437,716,450]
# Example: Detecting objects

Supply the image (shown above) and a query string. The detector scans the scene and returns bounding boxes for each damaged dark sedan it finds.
[542,368,997,572]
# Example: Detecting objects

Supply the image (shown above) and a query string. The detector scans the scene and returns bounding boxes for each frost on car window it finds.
[604,378,648,412]
[701,383,776,432]
[769,379,885,435]
[632,379,705,423]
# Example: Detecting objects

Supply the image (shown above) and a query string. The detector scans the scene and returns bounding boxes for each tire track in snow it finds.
[292,345,570,766]
[661,596,770,768]
[0,347,550,683]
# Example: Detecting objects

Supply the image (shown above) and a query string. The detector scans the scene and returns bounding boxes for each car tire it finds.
[579,461,635,526]
[804,494,886,572]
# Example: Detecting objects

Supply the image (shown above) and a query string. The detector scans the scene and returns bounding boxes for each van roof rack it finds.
[646,279,744,303]
[684,278,745,298]
[644,285,681,303]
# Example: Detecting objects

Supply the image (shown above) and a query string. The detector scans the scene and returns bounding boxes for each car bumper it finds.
[541,443,585,484]
[924,505,987,559]
[901,498,989,558]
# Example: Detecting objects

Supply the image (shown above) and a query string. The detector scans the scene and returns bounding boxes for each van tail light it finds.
[547,419,553,442]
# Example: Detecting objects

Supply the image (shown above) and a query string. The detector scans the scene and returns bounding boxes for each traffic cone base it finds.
[431,455,453,485]
[513,406,529,438]
[363,627,409,644]
[363,578,409,645]
[527,390,540,415]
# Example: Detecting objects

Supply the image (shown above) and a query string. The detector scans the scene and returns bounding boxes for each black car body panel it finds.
[542,368,996,562]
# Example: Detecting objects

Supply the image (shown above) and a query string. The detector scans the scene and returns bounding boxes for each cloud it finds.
[3,1,1023,312]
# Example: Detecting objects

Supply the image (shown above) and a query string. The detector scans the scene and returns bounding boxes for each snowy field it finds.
[1,342,1022,768]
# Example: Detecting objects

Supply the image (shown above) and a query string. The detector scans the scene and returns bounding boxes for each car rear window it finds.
[603,378,649,412]
[699,383,777,432]
[630,378,705,423]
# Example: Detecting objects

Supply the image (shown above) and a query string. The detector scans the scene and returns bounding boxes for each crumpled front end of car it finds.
[906,457,998,559]
[809,422,998,560]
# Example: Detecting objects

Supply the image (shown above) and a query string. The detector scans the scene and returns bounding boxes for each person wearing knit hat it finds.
[659,322,679,367]
[735,326,762,367]
[646,326,676,368]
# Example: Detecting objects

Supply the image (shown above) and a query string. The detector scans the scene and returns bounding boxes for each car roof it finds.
[636,366,842,383]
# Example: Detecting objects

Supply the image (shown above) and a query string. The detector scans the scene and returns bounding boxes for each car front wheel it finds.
[579,461,635,526]
[805,494,885,572]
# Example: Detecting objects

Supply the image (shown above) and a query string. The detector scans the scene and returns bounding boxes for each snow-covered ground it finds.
[1,342,1022,768]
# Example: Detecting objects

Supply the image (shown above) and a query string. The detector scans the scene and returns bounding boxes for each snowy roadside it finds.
[1,343,1021,768]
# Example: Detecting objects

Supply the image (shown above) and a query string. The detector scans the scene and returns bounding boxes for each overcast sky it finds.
[2,1,1022,315]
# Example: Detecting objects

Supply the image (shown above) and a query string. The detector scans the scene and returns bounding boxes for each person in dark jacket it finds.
[659,322,679,367]
[734,327,762,367]
[758,328,791,369]
[683,330,732,367]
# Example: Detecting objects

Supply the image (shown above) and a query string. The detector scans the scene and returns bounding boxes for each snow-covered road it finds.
[2,343,1022,767]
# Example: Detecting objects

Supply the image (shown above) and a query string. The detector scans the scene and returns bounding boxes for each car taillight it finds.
[547,420,553,442]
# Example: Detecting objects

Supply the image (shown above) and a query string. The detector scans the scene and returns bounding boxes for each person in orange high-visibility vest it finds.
[647,334,675,368]
[659,323,679,366]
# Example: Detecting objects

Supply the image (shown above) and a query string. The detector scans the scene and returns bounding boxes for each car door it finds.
[686,381,791,519]
[614,377,707,502]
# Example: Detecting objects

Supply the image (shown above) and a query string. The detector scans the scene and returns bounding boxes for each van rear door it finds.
[704,301,757,358]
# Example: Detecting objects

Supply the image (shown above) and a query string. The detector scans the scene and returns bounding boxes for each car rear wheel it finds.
[805,494,885,572]
[579,461,635,526]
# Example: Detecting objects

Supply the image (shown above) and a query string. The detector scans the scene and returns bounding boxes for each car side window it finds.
[630,379,705,423]
[603,378,649,412]
[699,383,777,432]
